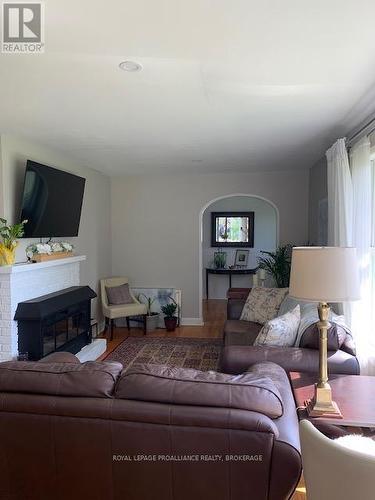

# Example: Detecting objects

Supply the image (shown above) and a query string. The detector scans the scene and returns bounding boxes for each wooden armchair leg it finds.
[110,319,114,341]
[143,315,147,335]
[126,317,130,331]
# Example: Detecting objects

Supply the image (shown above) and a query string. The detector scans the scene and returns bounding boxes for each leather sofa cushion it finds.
[115,363,284,418]
[38,352,80,364]
[0,360,123,398]
[300,323,349,352]
[224,320,262,346]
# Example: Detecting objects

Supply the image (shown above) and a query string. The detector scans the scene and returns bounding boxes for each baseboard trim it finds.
[181,317,204,326]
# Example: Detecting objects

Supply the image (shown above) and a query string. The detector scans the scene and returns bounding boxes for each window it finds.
[211,212,254,247]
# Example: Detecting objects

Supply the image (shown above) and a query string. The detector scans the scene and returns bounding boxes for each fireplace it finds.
[15,286,97,361]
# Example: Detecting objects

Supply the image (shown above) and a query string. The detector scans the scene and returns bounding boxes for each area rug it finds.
[105,337,223,371]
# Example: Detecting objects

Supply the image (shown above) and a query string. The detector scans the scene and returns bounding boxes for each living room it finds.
[1,2,375,499]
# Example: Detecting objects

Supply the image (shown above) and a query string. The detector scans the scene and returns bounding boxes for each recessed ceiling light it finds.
[119,60,142,72]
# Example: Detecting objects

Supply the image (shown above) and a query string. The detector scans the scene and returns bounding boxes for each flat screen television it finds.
[19,160,86,238]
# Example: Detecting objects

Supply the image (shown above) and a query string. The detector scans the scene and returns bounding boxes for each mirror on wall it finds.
[211,211,254,247]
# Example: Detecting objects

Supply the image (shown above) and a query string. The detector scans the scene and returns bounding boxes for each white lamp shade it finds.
[289,247,360,302]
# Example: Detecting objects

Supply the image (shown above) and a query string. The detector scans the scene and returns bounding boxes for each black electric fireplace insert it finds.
[15,286,97,361]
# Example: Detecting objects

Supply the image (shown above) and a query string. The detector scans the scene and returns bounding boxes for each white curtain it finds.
[349,137,375,374]
[327,136,375,374]
[326,138,353,323]
[326,138,353,247]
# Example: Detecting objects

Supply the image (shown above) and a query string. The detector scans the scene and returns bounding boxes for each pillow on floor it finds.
[240,287,289,325]
[254,305,300,347]
[106,283,134,305]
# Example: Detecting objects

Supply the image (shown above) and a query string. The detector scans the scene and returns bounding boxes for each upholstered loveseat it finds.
[220,288,360,375]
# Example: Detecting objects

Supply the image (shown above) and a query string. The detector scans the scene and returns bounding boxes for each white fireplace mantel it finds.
[0,255,89,362]
[0,255,86,274]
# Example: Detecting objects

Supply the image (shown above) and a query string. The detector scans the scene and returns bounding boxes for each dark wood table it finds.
[289,371,375,427]
[206,268,257,299]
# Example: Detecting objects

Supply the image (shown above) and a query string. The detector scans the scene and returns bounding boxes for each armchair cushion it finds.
[106,283,134,305]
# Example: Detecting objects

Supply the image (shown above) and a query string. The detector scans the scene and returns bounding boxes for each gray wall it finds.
[308,157,328,245]
[202,196,277,298]
[111,169,309,321]
[0,134,112,322]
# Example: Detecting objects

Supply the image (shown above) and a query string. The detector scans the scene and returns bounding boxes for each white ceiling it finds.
[1,0,375,175]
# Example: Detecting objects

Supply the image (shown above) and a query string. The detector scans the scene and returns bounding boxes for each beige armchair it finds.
[299,419,375,500]
[100,277,147,340]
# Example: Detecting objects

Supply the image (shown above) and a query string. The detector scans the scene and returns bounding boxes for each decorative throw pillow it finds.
[240,287,289,324]
[106,283,134,305]
[254,305,301,347]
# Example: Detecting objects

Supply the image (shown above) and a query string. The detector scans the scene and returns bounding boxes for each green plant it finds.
[257,244,293,288]
[161,301,178,318]
[0,218,27,249]
[137,293,157,316]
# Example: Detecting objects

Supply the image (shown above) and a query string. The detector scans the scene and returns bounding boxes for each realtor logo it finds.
[2,2,44,53]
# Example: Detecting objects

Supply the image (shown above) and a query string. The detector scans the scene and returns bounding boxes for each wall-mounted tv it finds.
[19,160,86,238]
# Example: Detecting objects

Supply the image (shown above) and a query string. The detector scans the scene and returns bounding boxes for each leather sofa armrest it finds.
[38,352,80,364]
[227,299,246,320]
[220,346,360,375]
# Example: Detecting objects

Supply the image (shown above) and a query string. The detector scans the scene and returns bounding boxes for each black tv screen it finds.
[19,161,86,238]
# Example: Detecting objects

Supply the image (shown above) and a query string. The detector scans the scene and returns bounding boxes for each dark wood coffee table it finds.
[289,372,375,427]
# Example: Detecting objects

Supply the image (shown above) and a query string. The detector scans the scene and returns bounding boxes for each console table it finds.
[206,268,257,299]
[289,371,375,428]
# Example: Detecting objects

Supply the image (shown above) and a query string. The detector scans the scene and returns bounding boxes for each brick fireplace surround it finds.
[0,255,105,362]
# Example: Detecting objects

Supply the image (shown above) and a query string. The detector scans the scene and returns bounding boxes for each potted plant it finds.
[213,248,227,269]
[137,293,160,332]
[0,218,28,266]
[161,298,179,332]
[257,244,293,288]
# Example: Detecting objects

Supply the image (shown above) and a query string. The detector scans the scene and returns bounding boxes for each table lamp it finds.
[289,247,360,418]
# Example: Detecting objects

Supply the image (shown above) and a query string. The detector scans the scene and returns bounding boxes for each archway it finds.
[198,194,279,323]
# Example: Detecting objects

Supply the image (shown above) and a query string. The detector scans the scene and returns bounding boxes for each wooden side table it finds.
[206,268,257,299]
[289,372,375,427]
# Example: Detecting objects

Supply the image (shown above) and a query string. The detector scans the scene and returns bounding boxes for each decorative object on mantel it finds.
[257,244,293,288]
[137,293,161,332]
[26,241,74,263]
[161,297,179,332]
[0,218,28,266]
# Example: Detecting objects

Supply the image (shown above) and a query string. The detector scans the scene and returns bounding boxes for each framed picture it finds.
[234,249,249,267]
[211,211,254,247]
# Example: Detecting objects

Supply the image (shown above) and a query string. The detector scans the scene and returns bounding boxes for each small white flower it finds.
[61,242,73,252]
[51,242,63,253]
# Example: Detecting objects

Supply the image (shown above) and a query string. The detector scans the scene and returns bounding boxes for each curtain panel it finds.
[349,137,375,374]
[326,138,353,247]
[327,137,375,374]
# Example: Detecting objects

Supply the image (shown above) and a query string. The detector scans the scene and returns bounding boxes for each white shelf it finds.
[0,255,86,274]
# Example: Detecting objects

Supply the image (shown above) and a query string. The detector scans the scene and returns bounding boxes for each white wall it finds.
[202,196,277,299]
[0,134,112,322]
[111,169,309,321]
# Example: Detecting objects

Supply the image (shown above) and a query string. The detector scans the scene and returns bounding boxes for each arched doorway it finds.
[198,194,279,323]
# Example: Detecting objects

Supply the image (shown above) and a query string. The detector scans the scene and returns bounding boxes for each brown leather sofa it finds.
[0,352,301,500]
[220,289,360,375]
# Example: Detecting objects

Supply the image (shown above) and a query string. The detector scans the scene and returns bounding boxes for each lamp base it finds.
[304,383,343,418]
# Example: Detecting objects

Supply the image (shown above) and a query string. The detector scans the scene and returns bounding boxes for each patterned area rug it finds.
[105,337,223,371]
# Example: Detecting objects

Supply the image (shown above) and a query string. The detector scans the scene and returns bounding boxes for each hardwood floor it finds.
[99,299,306,499]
